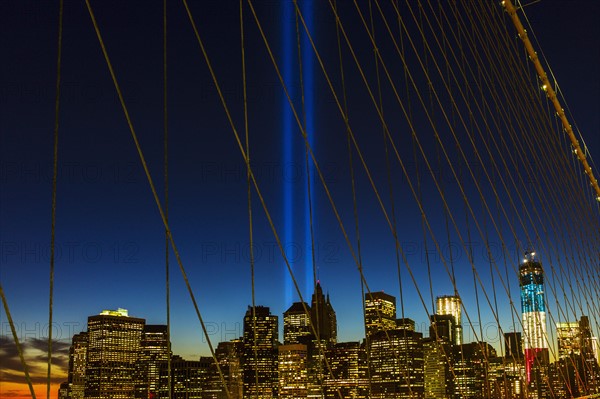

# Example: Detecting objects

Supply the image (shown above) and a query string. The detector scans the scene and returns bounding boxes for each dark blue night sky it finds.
[1,1,599,397]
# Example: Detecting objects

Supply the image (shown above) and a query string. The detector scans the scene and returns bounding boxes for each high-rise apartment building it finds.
[365,291,396,339]
[242,305,278,398]
[84,308,145,399]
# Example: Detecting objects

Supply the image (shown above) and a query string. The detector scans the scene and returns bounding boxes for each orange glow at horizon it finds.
[0,382,61,399]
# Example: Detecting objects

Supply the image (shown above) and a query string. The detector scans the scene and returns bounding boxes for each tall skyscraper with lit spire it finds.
[519,251,549,384]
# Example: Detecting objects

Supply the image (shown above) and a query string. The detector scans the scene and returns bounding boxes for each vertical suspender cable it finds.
[163,0,172,397]
[239,2,259,397]
[47,0,64,397]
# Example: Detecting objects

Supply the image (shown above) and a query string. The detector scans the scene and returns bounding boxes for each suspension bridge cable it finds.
[0,285,36,398]
[238,1,259,397]
[162,1,172,397]
[47,0,63,397]
[85,2,232,397]
[503,0,600,203]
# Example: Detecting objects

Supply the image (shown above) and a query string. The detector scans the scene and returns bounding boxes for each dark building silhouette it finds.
[214,340,243,399]
[429,314,456,344]
[504,332,523,361]
[310,282,337,344]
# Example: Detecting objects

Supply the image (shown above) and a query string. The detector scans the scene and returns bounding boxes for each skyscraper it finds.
[283,301,312,345]
[504,332,523,362]
[215,340,244,399]
[519,251,549,384]
[139,325,170,398]
[84,308,145,399]
[557,322,580,359]
[324,341,369,399]
[436,295,462,346]
[278,344,308,398]
[242,305,278,398]
[310,282,337,344]
[365,291,396,339]
[423,337,453,399]
[159,355,214,399]
[369,319,424,398]
[453,342,497,399]
[429,314,456,344]
[67,332,88,399]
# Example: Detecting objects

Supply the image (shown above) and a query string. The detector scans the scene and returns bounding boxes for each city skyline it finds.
[1,1,599,398]
[54,278,600,398]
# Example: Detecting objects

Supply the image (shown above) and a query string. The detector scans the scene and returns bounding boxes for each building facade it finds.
[365,292,397,340]
[84,308,145,399]
[242,305,279,398]
[519,251,549,387]
[436,295,462,346]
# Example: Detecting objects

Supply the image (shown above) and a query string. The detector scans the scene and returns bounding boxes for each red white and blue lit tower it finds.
[519,251,549,382]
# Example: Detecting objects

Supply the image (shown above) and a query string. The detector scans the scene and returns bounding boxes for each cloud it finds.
[0,388,31,398]
[0,335,69,385]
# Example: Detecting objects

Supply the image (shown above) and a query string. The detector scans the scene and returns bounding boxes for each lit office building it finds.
[214,340,244,399]
[139,324,170,398]
[423,337,453,399]
[324,341,369,399]
[436,295,462,346]
[159,355,212,399]
[365,291,396,339]
[278,344,308,398]
[453,342,496,399]
[283,301,312,345]
[557,322,580,359]
[84,308,145,399]
[369,320,424,398]
[242,305,278,398]
[67,332,87,399]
